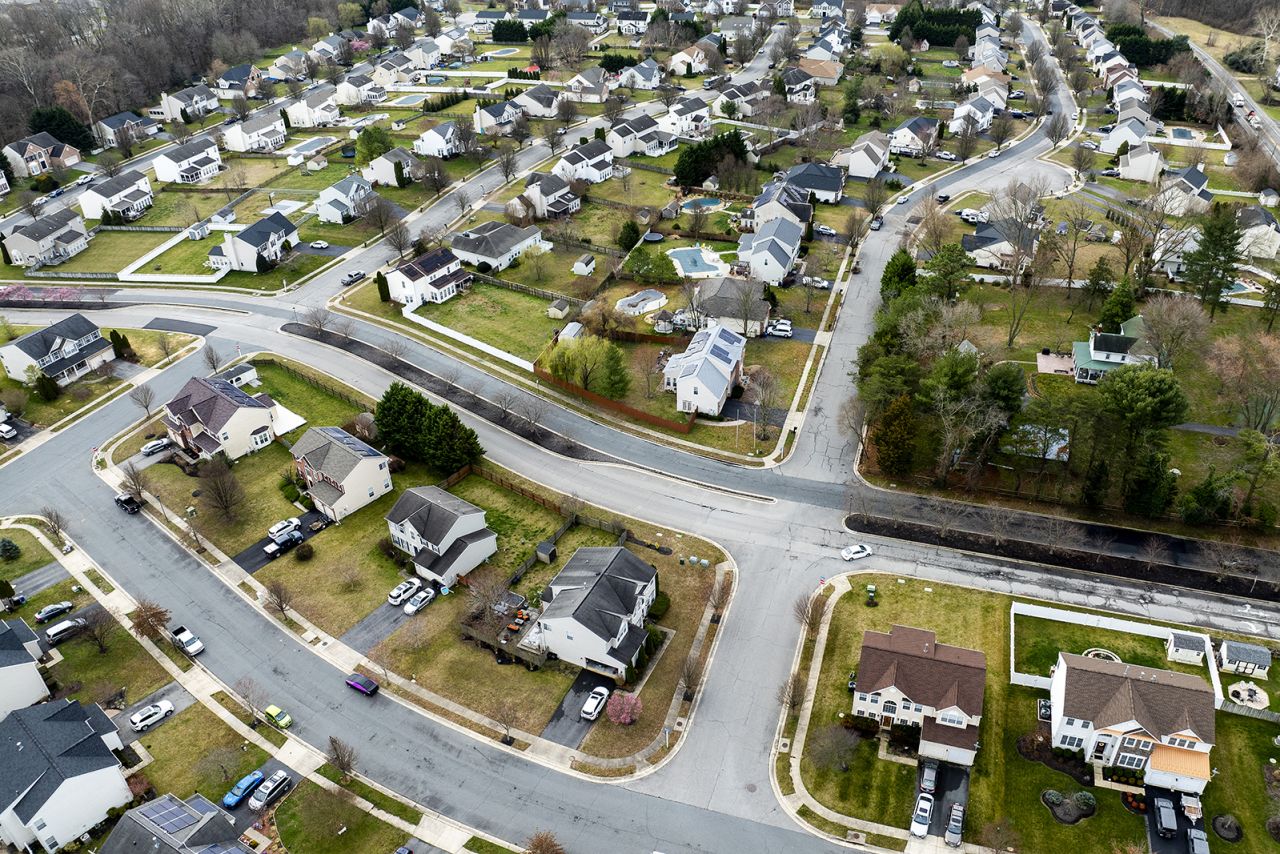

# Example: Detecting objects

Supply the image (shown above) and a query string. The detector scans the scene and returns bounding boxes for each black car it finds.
[34,600,74,624]
[936,193,951,203]
[265,530,304,559]
[115,493,142,514]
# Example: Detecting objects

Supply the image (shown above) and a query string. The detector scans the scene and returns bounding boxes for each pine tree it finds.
[1098,279,1134,333]
[617,220,641,250]
[394,159,407,188]
[880,248,917,300]
[599,343,630,400]
[34,373,60,402]
[0,538,21,561]
[109,329,125,358]
[870,394,916,476]
[376,271,391,302]
[375,382,429,458]
[1083,257,1113,309]
[280,108,291,130]
[119,333,134,359]
[423,405,483,473]
[1183,206,1243,320]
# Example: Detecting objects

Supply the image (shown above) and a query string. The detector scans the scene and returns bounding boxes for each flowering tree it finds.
[605,692,642,726]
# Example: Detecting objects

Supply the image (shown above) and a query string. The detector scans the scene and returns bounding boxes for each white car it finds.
[388,578,423,606]
[910,793,935,839]
[768,325,794,338]
[404,588,435,615]
[129,699,175,732]
[1080,140,1098,150]
[814,224,837,236]
[267,517,301,543]
[580,686,610,720]
[986,149,1001,158]
[75,174,94,186]
[937,151,957,161]
[840,544,872,561]
[141,438,171,456]
[0,423,17,440]
[896,195,909,205]
[309,240,329,250]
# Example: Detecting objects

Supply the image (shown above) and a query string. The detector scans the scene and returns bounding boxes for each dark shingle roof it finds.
[87,170,149,200]
[11,208,82,243]
[6,313,100,360]
[542,547,656,643]
[386,485,482,545]
[1058,653,1215,742]
[451,221,540,259]
[0,619,39,668]
[291,426,384,481]
[99,793,248,854]
[395,247,462,281]
[1221,640,1272,668]
[165,376,269,433]
[237,212,296,250]
[0,700,121,822]
[783,162,844,193]
[857,625,986,716]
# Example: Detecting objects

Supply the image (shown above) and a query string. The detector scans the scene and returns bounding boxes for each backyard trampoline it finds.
[668,245,729,279]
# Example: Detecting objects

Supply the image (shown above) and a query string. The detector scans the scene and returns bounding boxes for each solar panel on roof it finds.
[200,842,247,854]
[139,795,198,833]
[710,345,730,362]
[188,794,220,815]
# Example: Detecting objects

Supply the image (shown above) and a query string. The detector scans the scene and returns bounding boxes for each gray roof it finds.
[962,219,1036,256]
[612,113,660,139]
[1238,205,1279,231]
[237,212,296,249]
[218,64,256,86]
[238,111,283,136]
[165,376,269,433]
[451,220,540,260]
[1221,640,1272,668]
[11,208,83,243]
[303,83,338,107]
[98,111,152,130]
[87,170,149,200]
[754,180,813,222]
[781,67,814,87]
[163,138,219,163]
[741,216,803,268]
[0,700,121,822]
[526,171,570,195]
[697,277,770,322]
[6,132,66,155]
[542,547,656,643]
[0,619,39,667]
[292,426,385,481]
[895,116,940,142]
[560,138,612,168]
[519,83,560,108]
[99,792,248,854]
[171,84,217,104]
[1058,653,1215,742]
[5,313,100,361]
[376,146,423,169]
[386,485,483,545]
[783,162,844,193]
[1168,632,1203,652]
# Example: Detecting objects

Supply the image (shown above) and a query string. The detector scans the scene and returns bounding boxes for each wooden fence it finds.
[1221,701,1280,724]
[533,364,696,434]
[621,158,674,175]
[248,357,372,409]
[98,224,184,233]
[555,235,626,259]
[471,271,584,305]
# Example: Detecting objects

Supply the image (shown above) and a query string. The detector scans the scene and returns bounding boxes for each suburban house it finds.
[1118,141,1164,183]
[94,111,158,148]
[888,117,940,156]
[659,95,713,138]
[737,217,803,284]
[336,74,387,105]
[1157,165,1214,217]
[406,37,442,69]
[781,67,817,102]
[851,625,987,767]
[0,700,129,854]
[310,34,348,63]
[567,11,608,33]
[798,58,844,86]
[414,121,464,159]
[804,35,844,62]
[3,132,81,178]
[506,172,581,221]
[719,16,759,42]
[1218,640,1271,678]
[222,113,287,153]
[695,276,771,337]
[1153,226,1200,279]
[1050,653,1216,794]
[534,547,657,679]
[714,82,768,118]
[513,84,563,119]
[0,172,8,196]
[394,6,423,29]
[948,95,996,134]
[207,211,299,273]
[618,57,662,90]
[148,85,219,122]
[268,48,310,81]
[77,170,153,222]
[662,323,746,415]
[742,180,812,230]
[316,175,375,225]
[810,0,845,18]
[450,221,548,271]
[618,9,649,34]
[386,247,472,306]
[1071,316,1155,384]
[962,219,1037,270]
[284,84,340,127]
[1237,205,1280,259]
[213,63,261,98]
[2,208,90,268]
[0,619,48,716]
[153,138,222,185]
[1099,117,1149,155]
[373,52,416,87]
[553,139,615,184]
[361,147,424,187]
[291,426,392,521]
[0,313,113,386]
[163,376,280,459]
[435,27,473,57]
[607,114,676,158]
[668,41,713,75]
[368,12,400,37]
[474,100,523,135]
[564,67,611,103]
[385,486,498,588]
[470,10,507,33]
[838,130,891,180]
[864,2,898,25]
[518,8,551,25]
[782,162,845,203]
[99,793,248,854]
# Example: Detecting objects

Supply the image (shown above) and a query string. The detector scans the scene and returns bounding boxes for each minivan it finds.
[1154,797,1177,838]
[45,617,87,646]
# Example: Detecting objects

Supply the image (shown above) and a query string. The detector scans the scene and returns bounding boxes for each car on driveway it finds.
[814,224,837,237]
[920,760,938,793]
[1186,828,1209,854]
[1101,167,1120,177]
[129,700,175,732]
[580,686,609,720]
[910,793,934,838]
[268,517,301,543]
[222,769,265,808]
[115,493,142,514]
[247,769,292,811]
[264,704,293,729]
[346,673,379,695]
[944,803,964,847]
[141,438,171,456]
[0,423,17,441]
[766,322,793,338]
[840,544,872,560]
[34,601,74,624]
[388,578,422,605]
[938,151,957,161]
[1081,140,1098,150]
[404,588,435,614]
[847,671,857,691]
[263,530,303,560]
[309,240,329,249]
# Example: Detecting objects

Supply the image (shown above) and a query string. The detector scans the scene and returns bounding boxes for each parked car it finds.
[869,217,883,231]
[247,769,292,811]
[346,673,379,695]
[987,148,1001,158]
[944,803,964,848]
[937,151,958,161]
[1098,124,1115,134]
[75,174,94,186]
[341,270,366,286]
[309,240,329,250]
[388,578,423,605]
[114,493,142,514]
[814,224,837,237]
[1080,140,1098,150]
[581,686,610,720]
[169,624,205,656]
[910,793,935,838]
[141,438,171,456]
[404,588,435,615]
[0,423,17,440]
[897,194,909,205]
[919,761,938,794]
[840,543,872,561]
[1101,168,1120,177]
[767,324,794,338]
[263,530,303,560]
[935,193,951,202]
[45,618,86,645]
[222,769,265,809]
[1009,90,1026,99]
[1154,798,1177,837]
[1186,827,1209,854]
[34,601,74,624]
[268,517,301,543]
[129,700,175,732]
[263,704,293,729]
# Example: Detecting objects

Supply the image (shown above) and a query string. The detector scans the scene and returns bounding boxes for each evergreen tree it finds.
[394,159,407,188]
[982,362,1027,416]
[1123,449,1178,517]
[870,393,917,476]
[920,243,969,299]
[1083,257,1113,309]
[599,343,630,400]
[880,248,917,300]
[34,373,60,402]
[1177,467,1232,525]
[375,381,429,458]
[376,271,391,302]
[0,538,20,561]
[617,220,641,250]
[1183,206,1243,320]
[423,405,484,473]
[109,329,124,358]
[280,108,291,130]
[1098,279,1134,333]
[118,333,134,359]
[29,106,95,151]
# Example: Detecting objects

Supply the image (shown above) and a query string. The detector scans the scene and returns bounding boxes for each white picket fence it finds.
[398,304,533,372]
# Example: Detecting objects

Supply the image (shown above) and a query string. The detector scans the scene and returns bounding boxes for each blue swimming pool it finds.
[1223,281,1252,295]
[426,75,446,84]
[669,247,720,275]
[681,197,723,212]
[1171,128,1193,140]
[490,47,519,56]
[390,94,427,107]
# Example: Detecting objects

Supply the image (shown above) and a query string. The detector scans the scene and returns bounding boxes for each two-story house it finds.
[222,113,287,153]
[713,81,768,118]
[470,10,507,34]
[414,121,465,159]
[405,37,442,70]
[3,132,81,179]
[148,85,220,122]
[948,95,996,135]
[1071,317,1155,384]
[316,174,377,224]
[552,139,615,184]
[662,323,745,415]
[694,276,771,337]
[368,13,399,38]
[213,63,262,99]
[962,218,1038,270]
[99,793,247,854]
[361,147,424,187]
[153,139,222,185]
[736,216,803,285]
[566,11,607,33]
[385,486,498,588]
[658,95,712,138]
[78,171,154,222]
[291,426,392,521]
[0,313,113,386]
[94,111,159,149]
[838,129,891,179]
[888,117,940,156]
[0,700,129,854]
[741,180,812,231]
[781,67,817,103]
[269,48,311,81]
[474,100,523,135]
[373,52,416,87]
[618,10,649,34]
[1237,205,1280,259]
[535,547,657,679]
[2,208,91,269]
[386,247,472,306]
[206,211,298,273]
[851,625,987,767]
[782,162,845,203]
[0,171,9,196]
[1118,141,1164,183]
[450,221,548,272]
[336,74,388,106]
[506,172,581,221]
[0,619,48,716]
[163,376,280,459]
[284,84,340,128]
[512,84,563,119]
[1050,653,1215,794]
[617,57,662,90]
[564,67,611,104]
[606,114,676,158]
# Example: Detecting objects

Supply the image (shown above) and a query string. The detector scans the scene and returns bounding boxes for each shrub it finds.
[295,543,314,561]
[0,538,21,561]
[1074,791,1096,810]
[605,691,642,725]
[850,714,881,736]
[648,591,670,619]
[644,624,664,654]
[280,482,301,503]
[1043,790,1064,806]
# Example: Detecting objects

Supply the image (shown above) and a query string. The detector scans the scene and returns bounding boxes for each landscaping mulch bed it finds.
[1212,814,1243,843]
[1041,790,1096,825]
[1015,727,1093,786]
[1121,791,1147,816]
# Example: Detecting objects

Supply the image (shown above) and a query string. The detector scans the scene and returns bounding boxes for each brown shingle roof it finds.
[1058,653,1215,743]
[857,625,986,717]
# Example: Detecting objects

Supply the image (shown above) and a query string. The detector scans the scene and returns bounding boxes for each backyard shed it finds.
[1166,632,1206,666]
[1218,640,1271,678]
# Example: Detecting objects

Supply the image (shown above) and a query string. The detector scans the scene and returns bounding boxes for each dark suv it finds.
[264,530,304,560]
[115,493,142,514]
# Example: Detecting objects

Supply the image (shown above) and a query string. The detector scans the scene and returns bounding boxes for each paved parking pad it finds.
[119,681,197,735]
[540,670,615,749]
[340,601,418,654]
[232,510,328,574]
[143,318,217,337]
[11,561,69,599]
[220,756,299,832]
[1145,786,1203,854]
[926,762,969,837]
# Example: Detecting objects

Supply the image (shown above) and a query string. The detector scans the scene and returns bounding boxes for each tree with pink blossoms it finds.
[605,692,642,726]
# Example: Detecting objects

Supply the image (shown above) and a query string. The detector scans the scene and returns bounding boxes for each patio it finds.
[1227,680,1269,710]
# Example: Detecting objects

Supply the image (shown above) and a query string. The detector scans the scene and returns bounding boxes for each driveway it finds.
[0,418,38,446]
[231,509,328,574]
[540,669,614,749]
[759,326,817,343]
[118,681,197,736]
[221,756,300,832]
[297,243,353,257]
[926,762,969,837]
[121,447,174,472]
[339,599,420,654]
[1144,786,1202,854]
[143,318,217,337]
[10,561,68,598]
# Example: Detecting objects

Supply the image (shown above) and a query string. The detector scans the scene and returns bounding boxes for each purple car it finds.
[345,673,379,696]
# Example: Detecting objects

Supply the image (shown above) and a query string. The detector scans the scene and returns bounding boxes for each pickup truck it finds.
[170,625,205,656]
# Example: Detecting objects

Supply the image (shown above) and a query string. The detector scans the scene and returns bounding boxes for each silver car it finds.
[247,769,292,811]
[944,803,964,847]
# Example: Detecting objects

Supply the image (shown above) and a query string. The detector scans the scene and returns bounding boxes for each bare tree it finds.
[155,333,176,362]
[517,396,550,436]
[130,599,171,641]
[708,576,730,620]
[792,594,822,637]
[1137,537,1172,571]
[80,608,118,654]
[40,507,67,541]
[494,390,519,422]
[1045,111,1071,147]
[128,384,156,416]
[454,188,471,218]
[328,735,358,779]
[989,113,1016,150]
[97,152,124,178]
[679,653,705,701]
[202,345,223,374]
[491,698,520,744]
[863,178,888,217]
[303,306,331,333]
[776,672,803,715]
[201,462,245,522]
[385,218,413,260]
[120,461,149,502]
[366,197,399,237]
[265,578,294,620]
[750,368,781,441]
[230,94,251,121]
[1043,515,1074,555]
[233,676,266,721]
[808,724,860,772]
[497,145,519,184]
[1139,295,1209,370]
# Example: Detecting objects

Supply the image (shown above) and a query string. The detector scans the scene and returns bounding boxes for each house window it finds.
[368,487,376,497]
[384,480,391,489]
[379,461,387,470]
[221,431,230,441]
[857,693,867,702]
[33,819,45,831]
[1121,736,1138,748]
[1117,753,1145,769]
[869,695,879,704]
[1060,735,1084,749]
[1081,720,1091,729]
[1065,717,1076,727]
[938,711,965,727]
[1168,737,1195,749]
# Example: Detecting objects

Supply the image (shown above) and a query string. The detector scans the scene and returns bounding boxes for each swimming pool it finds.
[390,94,427,107]
[681,197,725,213]
[1171,128,1193,140]
[426,75,446,85]
[668,246,728,278]
[490,47,519,56]
[284,136,337,155]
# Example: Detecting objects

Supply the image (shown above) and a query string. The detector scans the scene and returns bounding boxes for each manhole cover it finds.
[745,783,757,793]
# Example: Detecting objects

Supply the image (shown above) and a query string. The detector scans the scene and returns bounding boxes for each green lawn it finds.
[252,361,366,441]
[1201,713,1280,854]
[0,372,124,429]
[417,283,563,362]
[1013,615,1205,678]
[142,234,217,276]
[135,703,271,802]
[53,230,174,274]
[314,763,422,824]
[589,167,676,209]
[0,527,55,583]
[7,578,92,623]
[218,251,330,291]
[449,473,563,576]
[144,191,230,227]
[48,622,170,708]
[511,524,618,600]
[275,780,407,854]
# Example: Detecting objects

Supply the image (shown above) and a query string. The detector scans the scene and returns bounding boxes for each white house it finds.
[1218,640,1272,678]
[2,132,80,179]
[737,216,803,284]
[368,13,399,38]
[566,11,607,33]
[310,34,348,64]
[386,247,472,306]
[1050,653,1215,795]
[1099,117,1149,155]
[1071,317,1155,384]
[658,95,713,138]
[206,211,299,273]
[474,100,523,135]
[804,36,843,63]
[512,84,563,119]
[285,84,340,128]
[668,42,712,75]
[291,426,392,521]
[2,208,90,269]
[470,10,507,33]
[435,27,473,57]
[810,0,845,18]
[0,619,48,716]
[153,139,221,186]
[618,57,662,90]
[607,114,676,158]
[373,52,416,87]
[94,111,159,148]
[948,95,996,134]
[163,375,281,459]
[962,219,1038,270]
[1157,165,1213,217]
[316,174,377,224]
[269,48,310,81]
[888,117,940,156]
[742,180,812,230]
[713,81,768,118]
[336,74,387,106]
[1118,141,1164,183]
[1113,78,1147,107]
[0,171,8,196]
[0,701,130,854]
[534,547,657,679]
[78,170,153,222]
[839,130,891,180]
[617,10,649,35]
[506,172,581,220]
[1237,205,1280,259]
[147,85,219,122]
[552,139,615,184]
[694,276,771,337]
[781,67,817,103]
[0,313,112,386]
[406,37,442,69]
[783,161,844,203]
[361,147,424,187]
[213,63,261,99]
[851,625,987,767]
[414,121,465,159]
[385,486,498,588]
[1153,226,1200,280]
[564,67,612,103]
[222,113,287,153]
[394,6,423,30]
[662,324,745,415]
[864,2,897,25]
[450,221,548,272]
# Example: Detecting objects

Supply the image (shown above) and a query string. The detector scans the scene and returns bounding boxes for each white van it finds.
[45,617,87,646]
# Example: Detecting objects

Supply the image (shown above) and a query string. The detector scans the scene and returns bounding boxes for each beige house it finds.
[291,426,392,521]
[163,376,280,460]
